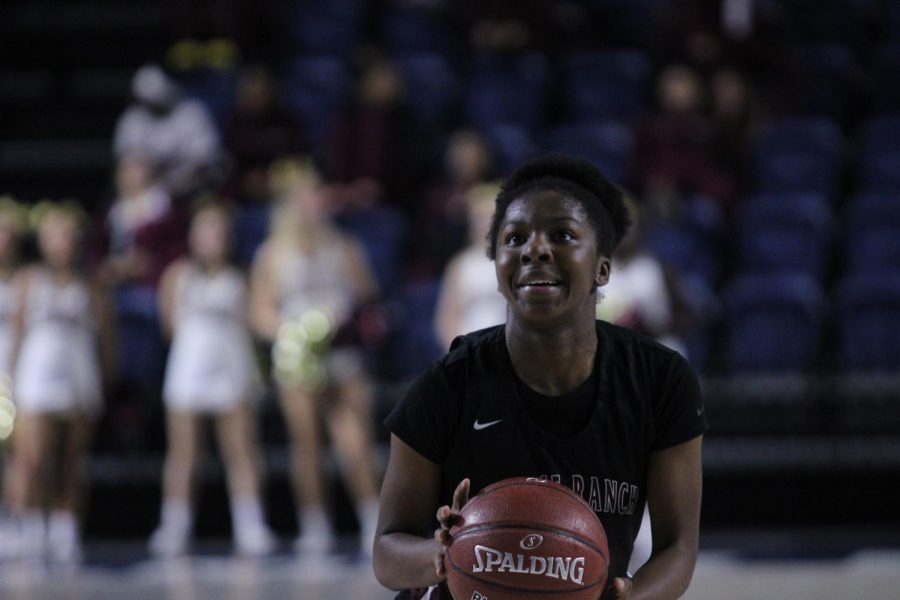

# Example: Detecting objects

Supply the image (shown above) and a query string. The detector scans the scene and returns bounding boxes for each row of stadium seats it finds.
[724,271,900,373]
[279,1,900,55]
[757,116,900,196]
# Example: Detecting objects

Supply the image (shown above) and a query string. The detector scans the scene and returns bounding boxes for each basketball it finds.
[445,477,609,600]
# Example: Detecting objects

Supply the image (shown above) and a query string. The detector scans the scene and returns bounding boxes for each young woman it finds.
[434,182,508,350]
[0,197,25,558]
[149,201,274,557]
[249,162,381,556]
[10,202,115,564]
[375,157,706,599]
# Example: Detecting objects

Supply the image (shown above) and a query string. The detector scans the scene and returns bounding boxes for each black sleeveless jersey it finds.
[385,321,706,599]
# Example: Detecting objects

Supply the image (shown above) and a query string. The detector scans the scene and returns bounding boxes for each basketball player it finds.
[249,161,380,557]
[9,202,115,564]
[374,157,706,599]
[149,201,275,557]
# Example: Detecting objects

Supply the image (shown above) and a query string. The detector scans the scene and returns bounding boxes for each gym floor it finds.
[1,543,898,600]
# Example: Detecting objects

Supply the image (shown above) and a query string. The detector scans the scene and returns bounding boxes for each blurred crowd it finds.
[2,0,900,565]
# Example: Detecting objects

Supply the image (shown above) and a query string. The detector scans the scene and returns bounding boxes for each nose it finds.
[521,232,551,264]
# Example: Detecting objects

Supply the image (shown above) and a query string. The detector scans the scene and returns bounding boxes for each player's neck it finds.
[505,317,597,396]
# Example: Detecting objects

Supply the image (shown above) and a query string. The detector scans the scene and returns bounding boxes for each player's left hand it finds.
[601,577,632,599]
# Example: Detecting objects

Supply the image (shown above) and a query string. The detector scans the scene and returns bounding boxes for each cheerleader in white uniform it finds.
[249,162,380,557]
[0,198,24,559]
[149,201,274,557]
[435,183,508,349]
[9,202,115,563]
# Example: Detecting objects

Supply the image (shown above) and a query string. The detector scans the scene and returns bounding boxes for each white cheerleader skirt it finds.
[163,319,262,414]
[14,323,102,417]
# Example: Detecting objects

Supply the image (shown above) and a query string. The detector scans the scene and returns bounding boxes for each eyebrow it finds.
[501,217,581,227]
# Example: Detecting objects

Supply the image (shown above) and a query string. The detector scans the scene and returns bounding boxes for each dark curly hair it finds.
[486,155,632,260]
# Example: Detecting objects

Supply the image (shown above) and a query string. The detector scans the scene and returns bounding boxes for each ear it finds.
[594,256,611,290]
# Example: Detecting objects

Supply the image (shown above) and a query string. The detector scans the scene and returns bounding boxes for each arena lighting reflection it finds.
[0,374,14,441]
[272,308,336,392]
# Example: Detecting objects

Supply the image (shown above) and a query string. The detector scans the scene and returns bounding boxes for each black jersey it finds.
[385,321,706,598]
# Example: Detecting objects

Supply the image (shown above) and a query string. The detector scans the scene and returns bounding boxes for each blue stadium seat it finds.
[234,204,270,268]
[281,56,349,150]
[114,285,165,389]
[645,196,722,371]
[647,222,719,288]
[871,44,900,113]
[848,230,900,272]
[845,193,900,271]
[776,0,868,44]
[392,279,444,378]
[786,44,856,118]
[888,3,900,40]
[394,53,458,126]
[383,7,452,55]
[847,192,900,231]
[858,116,900,191]
[754,118,842,198]
[335,205,408,293]
[465,53,549,129]
[180,69,238,129]
[586,0,665,49]
[724,273,825,373]
[481,124,542,176]
[563,50,651,122]
[836,272,900,371]
[285,2,360,56]
[738,193,833,278]
[542,120,634,186]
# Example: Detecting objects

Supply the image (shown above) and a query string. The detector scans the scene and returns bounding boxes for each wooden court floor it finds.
[1,544,899,600]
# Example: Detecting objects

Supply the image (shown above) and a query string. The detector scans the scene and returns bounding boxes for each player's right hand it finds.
[433,478,470,577]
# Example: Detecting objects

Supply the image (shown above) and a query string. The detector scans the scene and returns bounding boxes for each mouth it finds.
[515,280,562,289]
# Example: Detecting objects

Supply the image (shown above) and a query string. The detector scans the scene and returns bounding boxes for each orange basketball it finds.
[445,477,609,600]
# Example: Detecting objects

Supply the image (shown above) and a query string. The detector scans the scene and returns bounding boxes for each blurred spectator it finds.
[91,155,186,454]
[434,182,507,349]
[149,201,274,558]
[411,129,495,278]
[326,54,425,214]
[597,201,688,356]
[8,203,116,564]
[166,0,273,65]
[248,161,381,557]
[226,66,306,205]
[94,155,186,290]
[113,65,226,198]
[459,0,551,53]
[709,66,760,197]
[638,64,738,210]
[657,0,727,76]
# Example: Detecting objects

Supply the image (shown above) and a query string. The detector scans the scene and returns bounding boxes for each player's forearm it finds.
[373,532,442,590]
[629,539,698,600]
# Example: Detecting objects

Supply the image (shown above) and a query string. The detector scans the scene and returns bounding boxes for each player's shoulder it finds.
[597,320,689,369]
[430,325,506,378]
[447,325,505,357]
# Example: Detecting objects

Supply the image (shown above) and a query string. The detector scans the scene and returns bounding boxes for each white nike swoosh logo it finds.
[697,406,705,416]
[473,418,503,431]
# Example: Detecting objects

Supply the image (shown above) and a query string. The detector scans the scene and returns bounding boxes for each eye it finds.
[554,230,574,242]
[505,232,526,246]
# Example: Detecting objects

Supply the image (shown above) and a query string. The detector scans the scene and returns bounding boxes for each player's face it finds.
[494,190,610,326]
